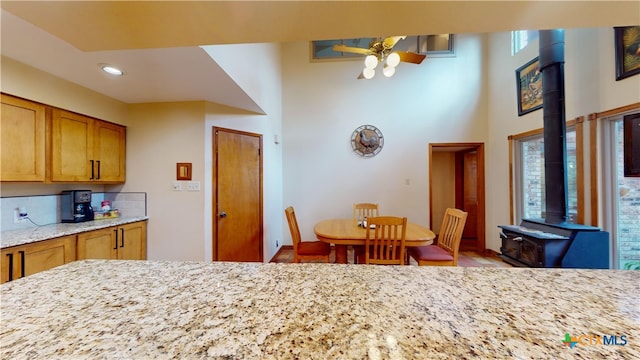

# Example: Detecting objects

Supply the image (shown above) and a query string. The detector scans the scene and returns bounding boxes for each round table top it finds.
[313,218,435,246]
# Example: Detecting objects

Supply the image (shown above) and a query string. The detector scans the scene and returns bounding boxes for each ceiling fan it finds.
[332,36,426,79]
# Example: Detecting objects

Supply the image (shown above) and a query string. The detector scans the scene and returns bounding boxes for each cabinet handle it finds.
[513,236,523,242]
[113,229,118,250]
[90,160,95,180]
[120,228,125,248]
[19,251,25,278]
[96,160,101,180]
[6,253,13,282]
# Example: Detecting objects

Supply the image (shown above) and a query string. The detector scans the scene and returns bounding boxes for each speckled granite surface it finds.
[0,217,148,249]
[1,260,638,359]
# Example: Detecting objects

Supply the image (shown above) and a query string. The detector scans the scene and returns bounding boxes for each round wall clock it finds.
[351,125,384,157]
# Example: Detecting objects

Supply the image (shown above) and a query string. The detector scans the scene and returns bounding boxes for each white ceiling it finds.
[1,1,638,111]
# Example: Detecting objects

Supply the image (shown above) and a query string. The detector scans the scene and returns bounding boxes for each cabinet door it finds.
[1,236,76,283]
[1,248,18,284]
[0,94,46,181]
[94,120,126,183]
[77,227,117,260]
[22,235,76,277]
[50,109,94,182]
[117,221,147,260]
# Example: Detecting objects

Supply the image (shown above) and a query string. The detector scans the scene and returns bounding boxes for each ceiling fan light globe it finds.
[364,55,378,69]
[386,52,400,67]
[363,68,375,79]
[382,65,395,77]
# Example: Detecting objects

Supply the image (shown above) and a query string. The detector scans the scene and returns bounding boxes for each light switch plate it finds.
[172,182,182,191]
[187,181,201,191]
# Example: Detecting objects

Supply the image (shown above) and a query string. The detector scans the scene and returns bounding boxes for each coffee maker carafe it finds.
[61,190,94,223]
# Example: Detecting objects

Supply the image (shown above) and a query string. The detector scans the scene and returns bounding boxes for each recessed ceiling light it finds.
[99,64,124,76]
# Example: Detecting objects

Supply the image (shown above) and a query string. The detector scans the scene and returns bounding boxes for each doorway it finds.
[212,127,263,262]
[429,143,486,252]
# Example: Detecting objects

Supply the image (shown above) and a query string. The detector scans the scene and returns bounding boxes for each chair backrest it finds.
[365,216,407,265]
[437,208,468,264]
[284,206,301,252]
[353,203,379,225]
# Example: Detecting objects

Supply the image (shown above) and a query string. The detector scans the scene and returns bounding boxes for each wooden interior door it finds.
[213,127,263,262]
[459,151,478,239]
[430,143,485,253]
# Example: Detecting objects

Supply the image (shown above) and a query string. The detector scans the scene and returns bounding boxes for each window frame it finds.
[508,118,584,225]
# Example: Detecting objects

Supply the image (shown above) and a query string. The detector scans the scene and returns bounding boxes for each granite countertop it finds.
[0,216,148,249]
[1,260,638,359]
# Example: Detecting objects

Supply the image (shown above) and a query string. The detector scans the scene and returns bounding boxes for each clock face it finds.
[351,125,384,157]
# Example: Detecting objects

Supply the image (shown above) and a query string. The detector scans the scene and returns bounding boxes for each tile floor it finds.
[271,246,512,267]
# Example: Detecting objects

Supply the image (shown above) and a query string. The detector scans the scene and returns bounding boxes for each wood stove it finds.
[498,30,610,269]
[499,219,609,268]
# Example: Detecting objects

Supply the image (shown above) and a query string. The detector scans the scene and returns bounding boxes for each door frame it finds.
[429,142,486,252]
[212,127,264,261]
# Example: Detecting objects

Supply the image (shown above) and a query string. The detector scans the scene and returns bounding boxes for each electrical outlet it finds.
[172,182,182,191]
[13,208,28,223]
[187,181,200,191]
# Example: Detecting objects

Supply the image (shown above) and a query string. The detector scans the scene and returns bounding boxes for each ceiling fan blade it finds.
[332,44,372,55]
[397,51,426,64]
[383,36,407,49]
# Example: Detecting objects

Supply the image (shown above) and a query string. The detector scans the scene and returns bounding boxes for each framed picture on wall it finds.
[515,57,543,116]
[615,26,640,81]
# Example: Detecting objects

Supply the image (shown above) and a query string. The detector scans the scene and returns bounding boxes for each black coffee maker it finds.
[61,190,95,223]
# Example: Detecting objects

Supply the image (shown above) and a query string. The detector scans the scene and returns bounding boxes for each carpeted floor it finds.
[271,246,512,267]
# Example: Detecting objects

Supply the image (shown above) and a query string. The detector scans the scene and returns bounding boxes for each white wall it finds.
[281,34,489,243]
[119,101,207,261]
[203,43,284,262]
[122,43,284,262]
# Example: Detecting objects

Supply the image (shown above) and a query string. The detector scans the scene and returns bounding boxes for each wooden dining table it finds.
[314,218,436,264]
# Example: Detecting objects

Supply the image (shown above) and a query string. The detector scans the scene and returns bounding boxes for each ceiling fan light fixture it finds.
[364,55,378,69]
[382,65,396,77]
[386,52,400,67]
[362,67,375,79]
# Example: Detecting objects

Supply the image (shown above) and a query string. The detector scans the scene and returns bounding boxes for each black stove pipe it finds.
[539,29,568,224]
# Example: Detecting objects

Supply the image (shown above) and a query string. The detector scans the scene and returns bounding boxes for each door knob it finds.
[219,211,227,218]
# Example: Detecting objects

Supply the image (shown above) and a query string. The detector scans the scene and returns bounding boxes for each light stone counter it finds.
[0,216,148,249]
[1,260,638,359]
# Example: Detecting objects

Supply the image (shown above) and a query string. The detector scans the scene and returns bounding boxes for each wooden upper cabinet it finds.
[50,108,125,183]
[0,94,46,181]
[94,120,126,182]
[50,109,94,182]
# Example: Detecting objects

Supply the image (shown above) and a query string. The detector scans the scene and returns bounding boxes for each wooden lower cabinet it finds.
[77,221,147,260]
[1,235,76,284]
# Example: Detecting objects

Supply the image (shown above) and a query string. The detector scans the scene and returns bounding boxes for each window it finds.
[601,114,640,269]
[311,34,455,61]
[511,30,539,55]
[512,126,578,224]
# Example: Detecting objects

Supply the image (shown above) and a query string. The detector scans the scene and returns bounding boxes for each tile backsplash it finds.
[0,192,146,232]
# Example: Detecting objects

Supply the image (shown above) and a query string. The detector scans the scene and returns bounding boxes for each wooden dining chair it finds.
[353,203,379,264]
[353,203,379,226]
[407,208,468,266]
[364,216,407,265]
[284,206,331,263]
